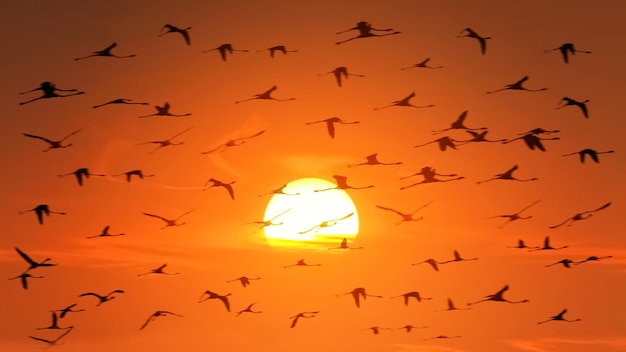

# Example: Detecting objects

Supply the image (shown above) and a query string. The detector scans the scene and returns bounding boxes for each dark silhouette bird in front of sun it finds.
[546,259,575,269]
[376,201,433,225]
[457,27,490,54]
[137,263,180,277]
[520,127,560,136]
[477,164,538,184]
[299,212,355,234]
[204,178,236,200]
[400,166,464,190]
[14,247,57,271]
[198,290,231,312]
[573,255,613,265]
[227,276,261,288]
[75,42,136,60]
[289,311,318,328]
[138,102,191,118]
[557,97,590,118]
[393,325,428,333]
[257,45,298,58]
[202,43,249,61]
[549,202,611,229]
[158,24,192,45]
[374,92,435,111]
[390,291,433,306]
[486,76,548,94]
[113,169,155,183]
[9,272,43,290]
[258,183,300,197]
[336,287,383,308]
[140,311,183,330]
[19,81,84,105]
[503,132,559,151]
[456,130,507,144]
[92,98,149,109]
[562,148,614,163]
[538,309,581,324]
[436,298,471,312]
[507,239,539,250]
[236,303,262,317]
[363,326,390,335]
[29,327,73,346]
[36,312,72,330]
[440,250,479,265]
[235,86,296,104]
[415,136,462,151]
[467,285,529,306]
[424,335,462,341]
[79,290,124,306]
[529,236,569,252]
[328,237,363,250]
[138,126,193,154]
[51,304,85,319]
[283,259,321,269]
[318,66,365,87]
[18,204,66,225]
[201,130,265,154]
[335,21,400,45]
[544,43,591,63]
[86,225,124,239]
[143,209,193,229]
[58,168,106,186]
[248,208,291,229]
[401,58,443,70]
[347,153,402,167]
[412,258,441,272]
[431,111,486,135]
[306,117,359,139]
[314,175,374,192]
[23,128,82,152]
[488,199,541,229]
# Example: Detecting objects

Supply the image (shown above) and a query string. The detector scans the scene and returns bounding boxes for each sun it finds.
[263,178,359,249]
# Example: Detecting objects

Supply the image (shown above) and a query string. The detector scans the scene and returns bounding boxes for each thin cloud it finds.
[392,345,470,352]
[508,337,626,352]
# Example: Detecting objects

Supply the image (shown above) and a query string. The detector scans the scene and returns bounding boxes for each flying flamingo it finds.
[335,21,400,45]
[79,290,124,306]
[503,133,559,151]
[528,236,569,252]
[549,202,611,229]
[86,225,125,239]
[289,311,318,328]
[113,170,155,183]
[138,102,191,118]
[235,85,295,103]
[439,250,479,264]
[414,136,461,151]
[393,325,428,333]
[401,58,443,70]
[201,130,265,154]
[456,130,507,144]
[137,263,180,276]
[202,43,249,61]
[457,27,490,54]
[314,175,374,192]
[236,303,262,317]
[138,126,193,154]
[227,276,261,288]
[142,209,193,229]
[75,42,136,60]
[36,312,72,330]
[375,200,433,225]
[347,153,402,167]
[58,168,106,186]
[247,208,291,229]
[317,66,365,87]
[362,326,390,335]
[51,304,85,319]
[573,255,613,265]
[435,298,471,312]
[204,178,236,200]
[29,328,73,346]
[488,199,541,228]
[389,291,433,306]
[14,247,57,271]
[306,117,359,139]
[23,129,82,152]
[519,128,560,135]
[476,165,538,184]
[9,272,43,290]
[538,309,581,324]
[18,204,66,225]
[336,287,383,308]
[283,259,321,268]
[257,45,298,58]
[431,111,486,135]
[298,212,354,234]
[507,239,539,250]
[412,258,441,272]
[546,259,575,269]
[19,81,84,105]
[543,43,591,63]
[486,76,548,94]
[400,166,464,190]
[158,24,192,45]
[424,335,461,341]
[557,97,590,118]
[198,290,231,312]
[92,98,149,108]
[562,148,614,163]
[373,92,435,110]
[328,237,363,250]
[258,184,300,197]
[140,311,183,330]
[467,285,529,305]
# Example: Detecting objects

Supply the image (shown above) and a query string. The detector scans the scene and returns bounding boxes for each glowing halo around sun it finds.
[263,178,359,249]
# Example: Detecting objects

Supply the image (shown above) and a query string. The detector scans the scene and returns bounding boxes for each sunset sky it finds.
[1,1,626,351]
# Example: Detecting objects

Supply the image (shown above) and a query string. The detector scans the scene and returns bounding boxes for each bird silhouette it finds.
[538,309,581,324]
[436,298,471,312]
[556,97,590,118]
[298,212,354,234]
[336,287,383,308]
[457,27,490,54]
[113,170,155,183]
[486,76,548,94]
[138,126,193,154]
[137,263,180,276]
[439,250,479,264]
[75,42,136,60]
[158,24,192,45]
[201,130,265,154]
[400,166,464,190]
[227,276,261,288]
[92,98,149,108]
[202,43,249,61]
[374,92,435,110]
[86,225,125,239]
[14,247,57,271]
[58,168,106,186]
[204,178,236,200]
[503,133,559,151]
[549,202,611,229]
[198,290,231,312]
[507,239,539,250]
[247,208,291,229]
[9,272,43,290]
[362,326,390,335]
[519,128,560,135]
[562,148,614,163]
[393,325,428,333]
[236,303,262,317]
[573,255,613,265]
[283,259,321,268]
[543,43,591,63]
[289,311,318,328]
[317,66,365,87]
[412,258,441,272]
[51,304,85,319]
[79,290,124,306]
[401,57,443,70]
[18,204,66,225]
[389,291,433,306]
[424,335,462,341]
[142,209,193,229]
[328,237,363,250]
[258,183,300,197]
[36,311,72,330]
[414,136,461,151]
[528,236,569,252]
[29,327,73,346]
[375,201,433,225]
[140,311,183,330]
[23,128,82,152]
[431,111,486,135]
[488,200,541,228]
[138,102,191,118]
[235,85,296,103]
[347,153,402,167]
[257,45,298,58]
[455,130,507,144]
[306,117,359,139]
[467,285,529,305]
[545,259,575,268]
[314,175,374,192]
[476,164,538,184]
[19,81,85,105]
[335,21,400,45]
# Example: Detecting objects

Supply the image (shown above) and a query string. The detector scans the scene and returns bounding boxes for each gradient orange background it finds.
[1,1,625,351]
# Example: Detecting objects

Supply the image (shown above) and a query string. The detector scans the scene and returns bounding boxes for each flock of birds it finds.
[8,15,618,349]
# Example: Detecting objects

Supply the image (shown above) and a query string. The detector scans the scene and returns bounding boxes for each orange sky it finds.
[1,1,625,351]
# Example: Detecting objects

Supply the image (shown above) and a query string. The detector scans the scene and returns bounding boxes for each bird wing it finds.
[140,314,155,330]
[14,247,37,266]
[591,202,611,213]
[23,133,51,143]
[376,205,403,216]
[220,296,231,312]
[61,129,83,142]
[143,213,168,222]
[79,292,102,299]
[327,120,335,138]
[290,315,300,328]
[334,212,354,221]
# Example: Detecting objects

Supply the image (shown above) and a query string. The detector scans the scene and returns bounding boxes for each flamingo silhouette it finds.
[51,304,85,319]
[549,202,611,229]
[283,259,321,268]
[202,43,249,61]
[58,168,106,186]
[258,184,300,197]
[92,98,149,108]
[289,311,318,328]
[336,287,383,308]
[257,45,298,58]
[143,209,193,229]
[375,200,433,225]
[36,312,72,330]
[236,303,262,317]
[519,128,559,135]
[538,309,581,324]
[362,326,390,335]
[393,325,428,333]
[9,272,43,290]
[248,208,291,229]
[414,136,461,151]
[562,148,614,163]
[79,290,124,306]
[573,255,613,265]
[557,97,590,118]
[424,335,461,341]
[401,58,443,70]
[347,153,402,167]
[412,258,441,272]
[306,117,359,139]
[439,250,479,264]
[436,298,471,312]
[374,92,435,110]
[138,127,193,154]
[14,247,57,271]
[477,165,538,184]
[198,291,231,312]
[235,85,295,103]
[503,133,559,151]
[488,200,541,228]
[113,170,155,183]
[314,175,374,192]
[138,102,191,118]
[140,311,183,330]
[400,166,464,190]
[317,67,365,87]
[431,111,486,135]
[19,81,84,105]
[29,328,73,346]
[23,129,82,152]
[204,178,236,200]
[227,276,261,288]
[543,43,591,63]
[201,130,265,154]
[487,76,548,94]
[18,204,66,225]
[75,42,136,60]
[507,239,539,250]
[546,259,575,268]
[335,21,400,45]
[390,291,433,306]
[328,237,363,250]
[529,236,569,252]
[86,225,125,239]
[457,28,490,54]
[467,285,529,305]
[456,130,507,144]
[158,24,191,45]
[299,212,354,234]
[137,263,180,276]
